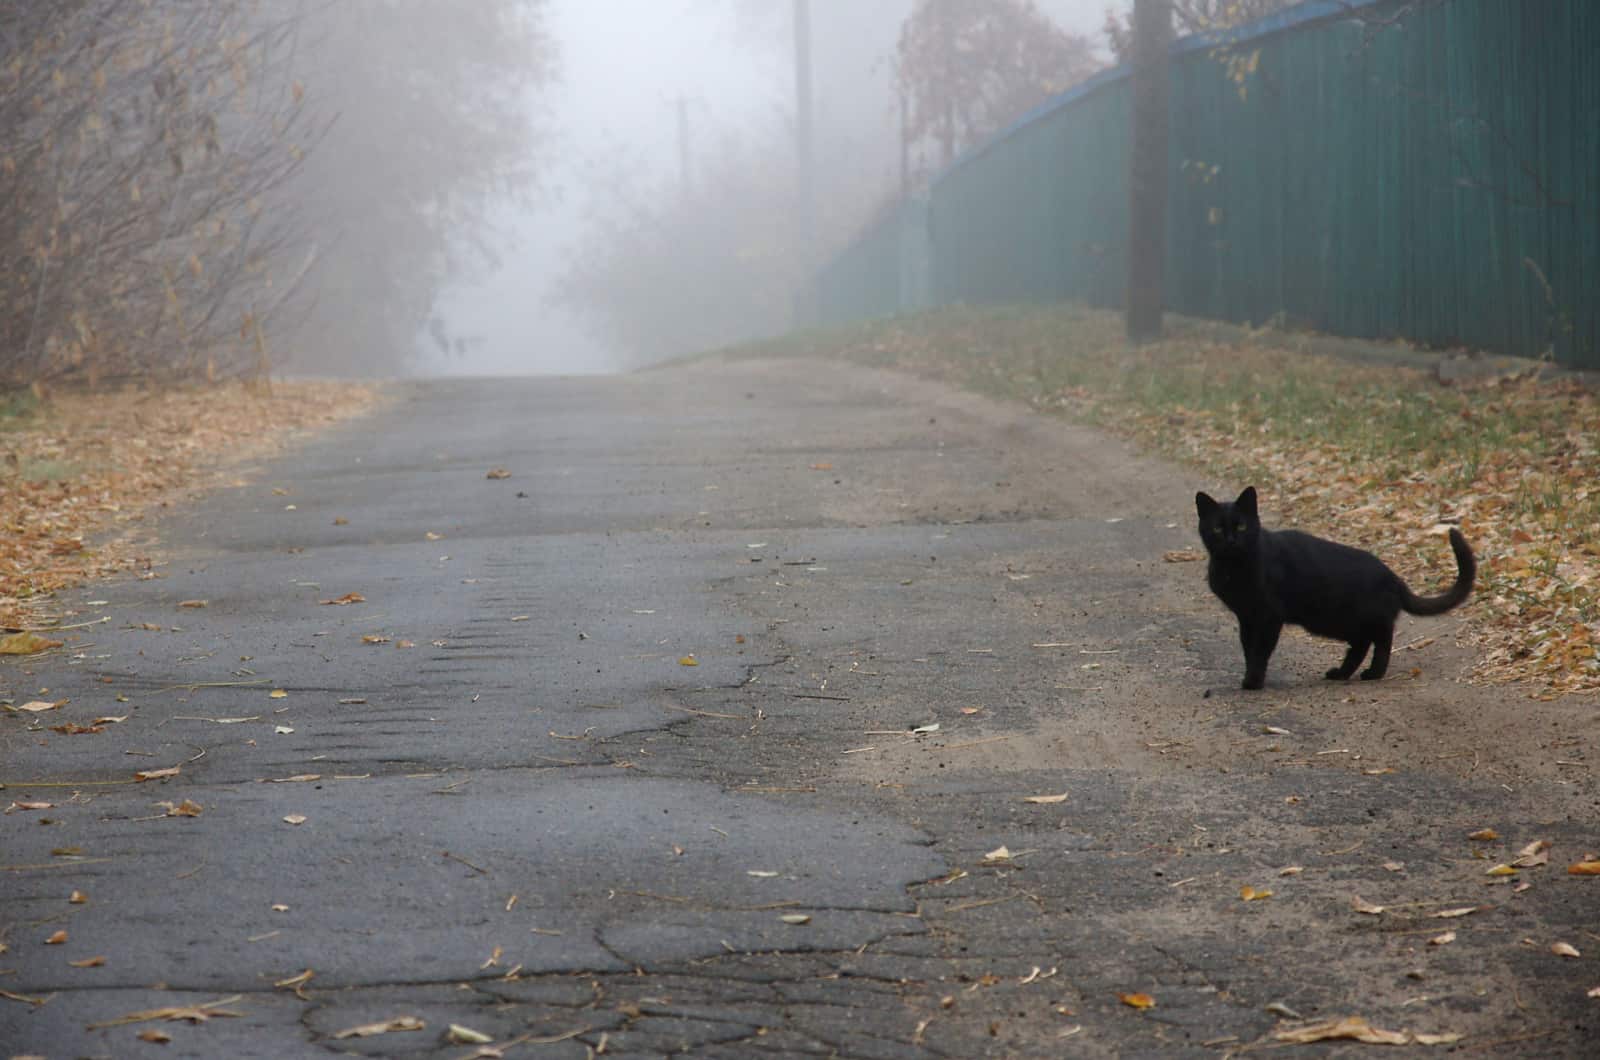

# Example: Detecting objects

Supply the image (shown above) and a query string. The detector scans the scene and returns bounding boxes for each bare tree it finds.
[896,0,1102,174]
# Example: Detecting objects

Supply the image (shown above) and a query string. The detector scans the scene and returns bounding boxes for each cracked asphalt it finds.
[3,358,1598,1058]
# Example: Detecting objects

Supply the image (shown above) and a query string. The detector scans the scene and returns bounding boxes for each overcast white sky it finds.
[423,0,1113,378]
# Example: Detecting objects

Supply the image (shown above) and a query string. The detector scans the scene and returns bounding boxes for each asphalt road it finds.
[3,360,1597,1058]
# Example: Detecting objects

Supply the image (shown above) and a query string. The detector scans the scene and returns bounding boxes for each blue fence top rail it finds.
[931,0,1389,193]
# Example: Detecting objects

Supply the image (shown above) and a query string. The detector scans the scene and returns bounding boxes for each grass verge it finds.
[728,303,1600,698]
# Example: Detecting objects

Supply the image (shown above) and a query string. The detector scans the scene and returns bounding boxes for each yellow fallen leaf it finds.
[678,656,698,666]
[425,532,443,541]
[69,890,87,904]
[177,599,208,609]
[133,765,180,781]
[138,1030,172,1043]
[981,845,1013,864]
[269,689,288,699]
[1274,1015,1407,1045]
[1023,793,1069,804]
[0,631,63,654]
[1569,860,1600,875]
[447,1024,494,1044]
[13,700,66,713]
[45,930,68,944]
[1162,549,1202,562]
[1485,864,1518,876]
[485,467,512,479]
[283,814,307,826]
[1552,941,1581,958]
[1118,992,1155,1010]
[1240,886,1272,901]
[361,634,390,644]
[332,1016,426,1039]
[69,956,106,968]
[1512,839,1551,867]
[1467,828,1499,841]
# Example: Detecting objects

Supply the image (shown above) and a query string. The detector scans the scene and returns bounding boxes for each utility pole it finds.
[1125,0,1171,343]
[794,0,814,265]
[676,95,691,198]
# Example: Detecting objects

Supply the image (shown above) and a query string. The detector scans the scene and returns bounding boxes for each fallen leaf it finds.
[779,914,812,925]
[678,656,698,666]
[271,903,289,912]
[910,722,940,734]
[509,615,529,622]
[1279,866,1303,876]
[1240,886,1273,901]
[331,1018,425,1043]
[425,532,443,541]
[395,640,414,649]
[1262,725,1292,736]
[1431,906,1481,919]
[361,634,390,644]
[92,715,129,725]
[1023,793,1069,805]
[319,592,365,606]
[1412,1031,1464,1046]
[809,462,833,471]
[45,930,67,944]
[159,799,203,818]
[88,996,244,1028]
[138,1029,172,1043]
[333,517,349,526]
[1512,839,1551,868]
[50,718,106,732]
[177,599,208,609]
[1274,1016,1407,1046]
[1569,860,1600,875]
[1552,941,1581,958]
[0,632,63,654]
[447,1024,494,1044]
[1162,549,1202,562]
[1588,986,1600,999]
[1382,861,1405,872]
[269,689,288,699]
[1351,897,1385,915]
[7,801,53,811]
[274,969,314,989]
[1485,864,1518,876]
[485,467,512,479]
[133,766,180,782]
[283,814,307,826]
[69,890,87,904]
[274,726,294,735]
[960,706,981,715]
[1468,828,1500,841]
[68,956,106,968]
[1429,931,1456,946]
[13,700,66,713]
[746,870,779,878]
[980,845,1013,865]
[1118,992,1155,1010]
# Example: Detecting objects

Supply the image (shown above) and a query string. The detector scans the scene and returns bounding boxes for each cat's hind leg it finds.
[1326,640,1370,681]
[1360,626,1394,680]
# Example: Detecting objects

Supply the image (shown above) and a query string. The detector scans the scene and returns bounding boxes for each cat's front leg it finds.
[1240,619,1280,690]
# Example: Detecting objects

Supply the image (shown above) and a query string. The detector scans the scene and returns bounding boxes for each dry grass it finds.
[732,304,1600,698]
[1,379,380,630]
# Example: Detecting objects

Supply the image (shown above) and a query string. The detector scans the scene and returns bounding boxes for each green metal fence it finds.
[806,0,1600,368]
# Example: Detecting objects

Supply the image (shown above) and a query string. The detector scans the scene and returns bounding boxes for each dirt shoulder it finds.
[0,380,381,631]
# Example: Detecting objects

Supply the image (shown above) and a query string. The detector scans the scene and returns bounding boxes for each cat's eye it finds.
[1235,522,1246,532]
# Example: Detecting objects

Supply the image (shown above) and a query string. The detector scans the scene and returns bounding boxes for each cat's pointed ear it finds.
[1236,486,1258,518]
[1195,491,1219,518]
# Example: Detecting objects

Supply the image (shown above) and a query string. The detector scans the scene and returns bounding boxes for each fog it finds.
[424,0,1112,378]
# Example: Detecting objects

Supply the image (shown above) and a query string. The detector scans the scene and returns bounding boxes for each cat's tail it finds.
[1400,528,1475,616]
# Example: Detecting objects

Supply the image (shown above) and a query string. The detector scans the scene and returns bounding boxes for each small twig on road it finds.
[662,703,742,720]
[443,851,490,876]
[790,692,850,702]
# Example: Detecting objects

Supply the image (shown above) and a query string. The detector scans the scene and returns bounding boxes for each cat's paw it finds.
[1324,667,1352,681]
[1359,668,1386,681]
[1241,675,1265,690]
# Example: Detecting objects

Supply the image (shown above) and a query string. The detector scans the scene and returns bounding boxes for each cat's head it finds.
[1195,486,1261,557]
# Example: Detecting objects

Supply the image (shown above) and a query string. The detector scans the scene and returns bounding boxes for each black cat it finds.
[1195,486,1475,690]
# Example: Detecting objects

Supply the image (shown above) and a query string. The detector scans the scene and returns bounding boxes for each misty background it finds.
[427,0,1114,377]
[4,0,1269,386]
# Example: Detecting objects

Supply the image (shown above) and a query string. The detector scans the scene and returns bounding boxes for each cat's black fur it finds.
[1196,486,1475,690]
